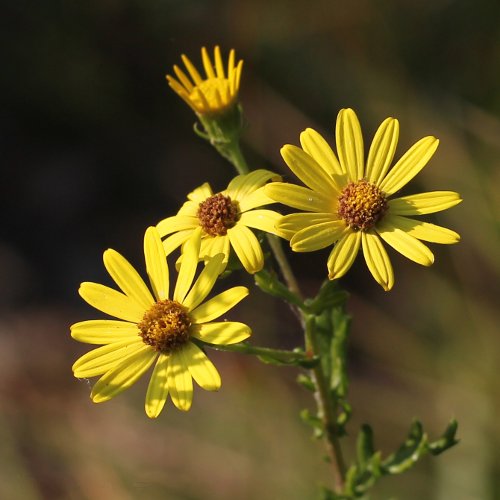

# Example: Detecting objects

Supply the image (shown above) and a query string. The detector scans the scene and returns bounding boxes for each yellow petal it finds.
[181,54,202,85]
[177,199,199,217]
[227,224,264,274]
[190,321,251,344]
[336,108,364,181]
[156,215,198,237]
[384,214,460,244]
[388,191,462,215]
[299,127,344,179]
[183,342,221,391]
[187,182,213,202]
[276,213,335,240]
[380,136,439,195]
[172,64,194,91]
[281,145,339,196]
[190,286,248,323]
[237,186,277,212]
[91,348,156,403]
[214,46,225,78]
[201,46,215,79]
[327,231,362,280]
[264,183,332,212]
[238,210,282,235]
[103,249,154,310]
[365,117,399,185]
[376,220,434,266]
[234,60,243,94]
[228,48,235,77]
[226,169,280,201]
[361,231,394,291]
[183,253,225,311]
[174,227,202,303]
[79,282,145,323]
[145,353,170,418]
[162,229,193,256]
[291,221,346,252]
[73,339,146,378]
[200,235,230,266]
[144,227,169,301]
[167,352,193,411]
[71,320,139,344]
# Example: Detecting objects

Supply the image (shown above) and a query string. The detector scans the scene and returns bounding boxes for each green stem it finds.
[199,340,311,364]
[266,234,303,299]
[224,139,250,175]
[304,314,347,493]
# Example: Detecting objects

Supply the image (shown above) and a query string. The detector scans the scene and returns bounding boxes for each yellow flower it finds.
[265,108,462,291]
[71,227,250,418]
[167,46,243,116]
[157,169,282,274]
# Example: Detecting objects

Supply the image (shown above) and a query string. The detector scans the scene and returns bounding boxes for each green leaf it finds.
[428,419,459,455]
[319,486,352,500]
[344,464,359,496]
[330,307,351,398]
[356,424,375,470]
[256,349,317,367]
[254,269,303,308]
[382,420,428,474]
[336,400,352,434]
[297,373,316,392]
[306,279,349,315]
[300,409,324,439]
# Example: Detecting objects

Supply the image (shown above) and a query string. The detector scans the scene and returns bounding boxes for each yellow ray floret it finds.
[167,46,243,116]
[264,108,462,291]
[71,227,251,418]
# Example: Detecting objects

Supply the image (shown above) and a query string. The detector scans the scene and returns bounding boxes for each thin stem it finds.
[224,139,249,175]
[200,340,311,364]
[304,314,347,492]
[266,234,302,299]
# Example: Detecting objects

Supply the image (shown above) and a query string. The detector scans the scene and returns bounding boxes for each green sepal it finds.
[254,269,303,308]
[196,103,244,150]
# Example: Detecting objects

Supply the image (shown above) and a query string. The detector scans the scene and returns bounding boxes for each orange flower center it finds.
[138,300,191,353]
[337,180,388,231]
[197,193,239,236]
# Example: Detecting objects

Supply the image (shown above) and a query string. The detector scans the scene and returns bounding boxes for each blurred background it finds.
[2,1,499,498]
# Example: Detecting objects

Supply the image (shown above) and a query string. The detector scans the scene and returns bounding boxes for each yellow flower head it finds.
[167,46,243,116]
[71,227,250,418]
[157,169,282,274]
[265,108,462,291]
